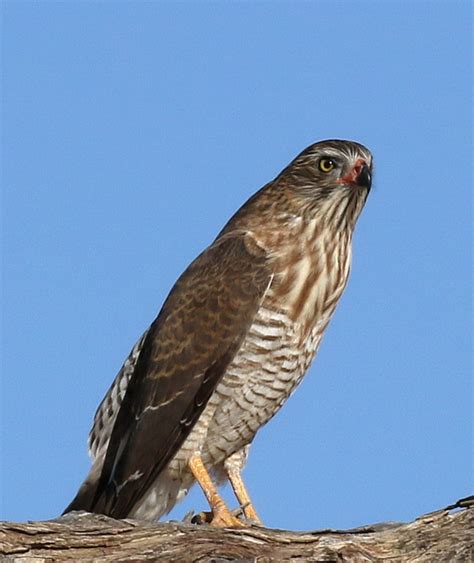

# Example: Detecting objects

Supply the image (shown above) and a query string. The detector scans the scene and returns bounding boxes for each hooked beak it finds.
[357,163,372,189]
[338,159,372,190]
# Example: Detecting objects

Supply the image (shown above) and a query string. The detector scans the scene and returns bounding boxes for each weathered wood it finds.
[1,496,472,562]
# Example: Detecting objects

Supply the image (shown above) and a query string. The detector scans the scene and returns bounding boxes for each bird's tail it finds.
[63,464,189,521]
[62,464,102,515]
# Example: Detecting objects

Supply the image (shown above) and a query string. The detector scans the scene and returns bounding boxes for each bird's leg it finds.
[223,452,262,525]
[188,454,244,527]
[226,466,262,525]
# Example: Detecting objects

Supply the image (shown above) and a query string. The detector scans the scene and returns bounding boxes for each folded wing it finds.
[89,232,272,518]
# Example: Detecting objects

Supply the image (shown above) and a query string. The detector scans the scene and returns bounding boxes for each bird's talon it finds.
[190,508,245,527]
[190,510,213,525]
[210,507,246,527]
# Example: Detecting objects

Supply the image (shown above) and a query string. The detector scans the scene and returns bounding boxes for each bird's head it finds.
[220,139,373,238]
[276,139,373,227]
[283,139,372,192]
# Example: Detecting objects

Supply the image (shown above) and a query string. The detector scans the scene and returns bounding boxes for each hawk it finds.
[64,139,372,527]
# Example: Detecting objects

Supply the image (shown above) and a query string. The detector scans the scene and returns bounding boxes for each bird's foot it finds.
[191,507,246,527]
[210,505,246,527]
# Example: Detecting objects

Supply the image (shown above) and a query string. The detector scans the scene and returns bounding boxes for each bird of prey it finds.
[64,139,372,527]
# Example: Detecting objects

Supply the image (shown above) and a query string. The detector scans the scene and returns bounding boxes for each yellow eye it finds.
[318,158,335,173]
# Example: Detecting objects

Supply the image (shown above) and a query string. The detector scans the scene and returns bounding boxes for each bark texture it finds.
[1,496,472,562]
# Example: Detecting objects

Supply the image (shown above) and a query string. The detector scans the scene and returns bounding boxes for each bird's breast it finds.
[202,304,310,463]
[267,223,353,339]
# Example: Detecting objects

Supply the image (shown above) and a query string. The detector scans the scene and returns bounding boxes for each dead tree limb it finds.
[1,496,472,562]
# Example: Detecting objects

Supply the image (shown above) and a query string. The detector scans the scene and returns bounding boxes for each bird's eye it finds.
[318,158,335,173]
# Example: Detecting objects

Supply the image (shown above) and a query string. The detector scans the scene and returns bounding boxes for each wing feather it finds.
[88,330,148,460]
[91,232,272,517]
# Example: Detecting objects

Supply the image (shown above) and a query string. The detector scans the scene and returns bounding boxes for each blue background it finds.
[2,2,472,530]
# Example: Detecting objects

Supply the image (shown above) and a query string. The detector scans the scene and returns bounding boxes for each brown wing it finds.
[90,232,272,518]
[89,330,149,461]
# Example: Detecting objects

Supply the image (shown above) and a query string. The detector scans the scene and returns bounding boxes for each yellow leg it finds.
[188,454,244,527]
[226,466,263,525]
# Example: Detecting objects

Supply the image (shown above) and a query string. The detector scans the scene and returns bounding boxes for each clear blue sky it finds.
[2,2,472,530]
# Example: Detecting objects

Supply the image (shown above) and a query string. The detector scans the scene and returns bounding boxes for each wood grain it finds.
[1,496,472,561]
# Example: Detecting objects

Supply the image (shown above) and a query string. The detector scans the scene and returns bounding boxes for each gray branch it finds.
[1,496,472,562]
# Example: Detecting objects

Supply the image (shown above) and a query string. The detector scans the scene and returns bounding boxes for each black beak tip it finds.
[358,164,372,189]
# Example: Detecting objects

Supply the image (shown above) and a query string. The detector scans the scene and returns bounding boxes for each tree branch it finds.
[1,496,472,562]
